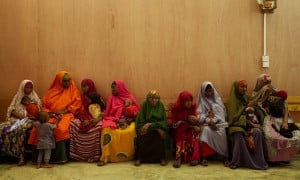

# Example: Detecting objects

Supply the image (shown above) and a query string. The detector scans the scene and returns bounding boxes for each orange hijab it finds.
[42,71,82,114]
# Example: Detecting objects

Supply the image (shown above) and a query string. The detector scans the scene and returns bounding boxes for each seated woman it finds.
[0,80,41,166]
[28,71,82,163]
[97,80,139,166]
[227,80,268,170]
[135,90,169,166]
[69,78,106,162]
[197,81,228,166]
[263,91,300,163]
[252,74,277,114]
[171,91,200,168]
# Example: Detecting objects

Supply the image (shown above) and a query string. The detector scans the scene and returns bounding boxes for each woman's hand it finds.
[55,109,69,115]
[11,110,25,119]
[82,120,89,126]
[209,120,217,130]
[247,100,256,107]
[282,122,289,130]
[193,125,201,134]
[252,123,262,129]
[156,128,166,139]
[188,115,199,125]
[91,118,100,126]
[173,121,183,128]
[140,123,151,135]
[208,110,214,119]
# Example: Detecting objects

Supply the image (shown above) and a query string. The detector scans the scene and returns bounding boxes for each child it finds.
[244,107,260,152]
[7,96,39,132]
[33,111,57,169]
[245,107,259,125]
[118,99,135,129]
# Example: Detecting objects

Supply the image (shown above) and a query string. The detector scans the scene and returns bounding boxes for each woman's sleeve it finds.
[69,89,83,115]
[135,102,146,132]
[6,94,18,119]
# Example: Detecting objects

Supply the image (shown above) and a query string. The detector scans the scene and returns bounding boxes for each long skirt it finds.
[100,123,136,163]
[135,131,166,163]
[0,120,32,160]
[69,119,101,161]
[174,131,200,163]
[230,128,268,170]
[200,126,228,157]
[50,140,69,163]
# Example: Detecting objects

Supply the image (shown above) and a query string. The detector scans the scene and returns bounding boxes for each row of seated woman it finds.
[0,71,299,170]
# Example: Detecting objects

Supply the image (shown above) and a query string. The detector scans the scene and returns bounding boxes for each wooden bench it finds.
[287,96,300,125]
[287,96,300,112]
[165,96,300,124]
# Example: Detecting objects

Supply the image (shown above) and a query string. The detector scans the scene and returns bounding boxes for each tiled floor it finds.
[1,155,300,180]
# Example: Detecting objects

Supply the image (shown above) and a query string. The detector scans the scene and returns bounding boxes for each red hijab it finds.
[172,91,197,123]
[81,78,98,108]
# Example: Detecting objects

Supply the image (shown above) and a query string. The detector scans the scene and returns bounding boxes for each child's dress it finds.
[34,121,56,150]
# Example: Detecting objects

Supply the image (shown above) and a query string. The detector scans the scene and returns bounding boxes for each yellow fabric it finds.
[100,123,136,163]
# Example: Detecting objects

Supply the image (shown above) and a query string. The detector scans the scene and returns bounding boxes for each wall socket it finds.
[262,55,270,68]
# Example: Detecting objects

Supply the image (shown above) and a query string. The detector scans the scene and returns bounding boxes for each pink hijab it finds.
[102,80,139,128]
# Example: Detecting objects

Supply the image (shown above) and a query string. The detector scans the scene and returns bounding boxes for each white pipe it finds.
[263,13,267,55]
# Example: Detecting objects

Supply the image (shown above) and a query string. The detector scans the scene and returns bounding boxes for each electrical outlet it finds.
[262,55,270,68]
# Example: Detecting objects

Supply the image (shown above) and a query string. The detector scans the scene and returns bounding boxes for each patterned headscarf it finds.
[147,90,160,100]
[253,74,272,92]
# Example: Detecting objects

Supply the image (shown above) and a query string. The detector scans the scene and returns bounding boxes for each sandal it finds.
[200,159,208,166]
[223,160,230,167]
[160,160,167,166]
[190,160,198,166]
[87,158,95,163]
[229,164,238,169]
[97,161,105,166]
[134,160,141,166]
[17,160,25,166]
[173,158,181,168]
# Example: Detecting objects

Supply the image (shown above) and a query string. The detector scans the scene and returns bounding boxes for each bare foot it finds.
[36,163,41,169]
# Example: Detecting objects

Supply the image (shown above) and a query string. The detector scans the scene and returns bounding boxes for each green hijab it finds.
[227,81,252,136]
[135,90,169,133]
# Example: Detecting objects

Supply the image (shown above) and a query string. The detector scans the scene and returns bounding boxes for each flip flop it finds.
[160,160,167,166]
[200,160,208,166]
[229,164,238,169]
[97,161,105,166]
[173,159,181,168]
[223,160,230,167]
[17,160,25,166]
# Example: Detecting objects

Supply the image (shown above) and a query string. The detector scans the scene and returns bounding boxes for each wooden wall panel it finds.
[0,0,38,121]
[0,0,300,122]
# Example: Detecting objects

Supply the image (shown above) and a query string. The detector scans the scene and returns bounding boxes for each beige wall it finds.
[1,0,300,121]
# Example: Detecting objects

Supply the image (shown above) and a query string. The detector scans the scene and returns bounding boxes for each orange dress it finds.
[28,71,83,144]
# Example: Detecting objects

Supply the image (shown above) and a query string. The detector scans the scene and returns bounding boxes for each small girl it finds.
[33,111,57,169]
